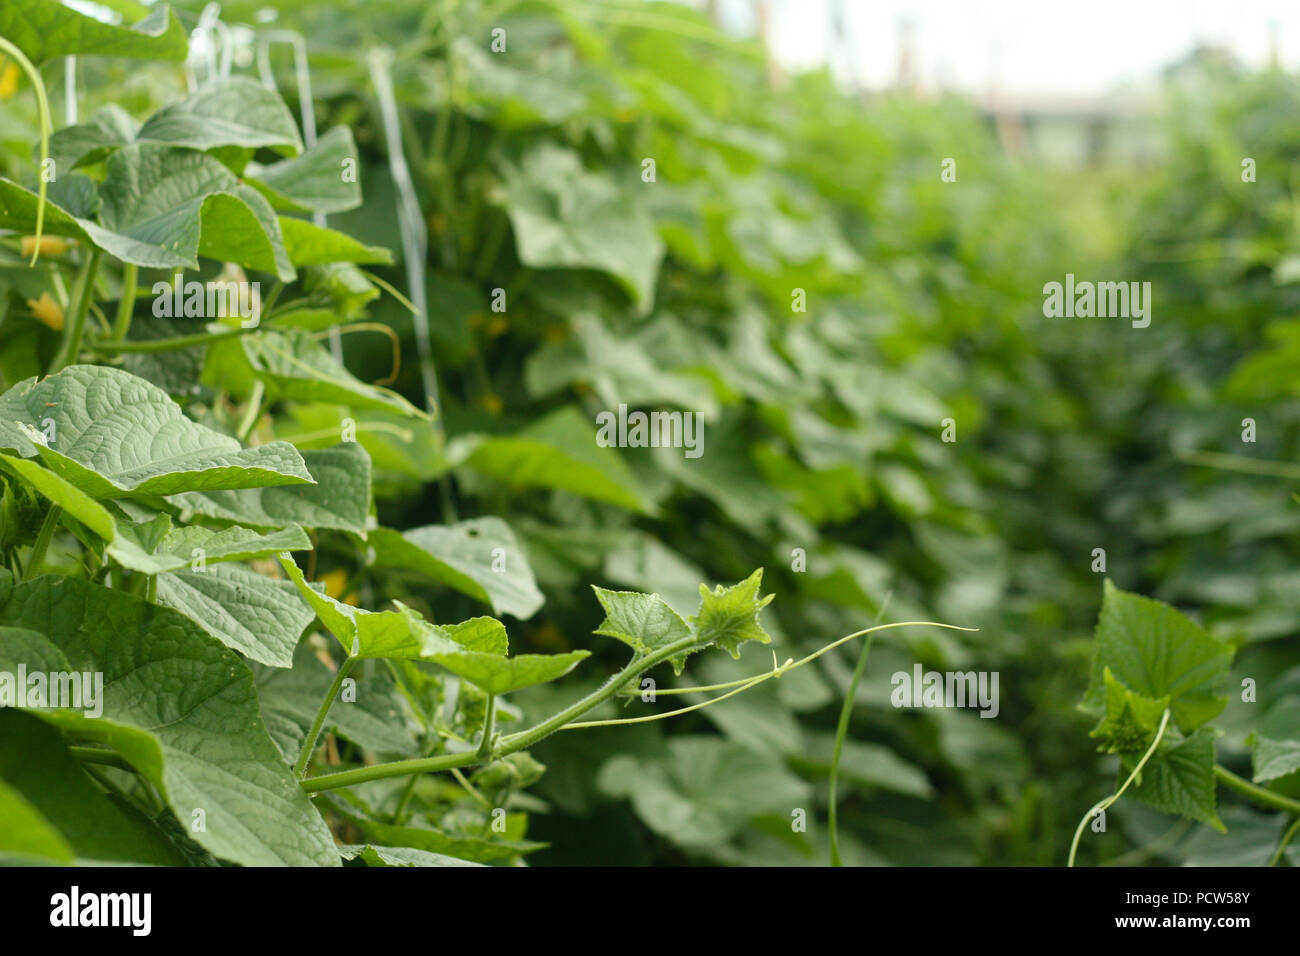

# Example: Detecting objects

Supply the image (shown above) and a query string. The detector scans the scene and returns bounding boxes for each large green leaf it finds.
[499,144,664,312]
[0,454,115,541]
[0,577,339,866]
[155,563,317,668]
[0,2,188,64]
[247,127,363,214]
[368,518,545,619]
[107,518,310,575]
[241,329,427,418]
[280,217,393,266]
[598,736,811,848]
[452,405,653,514]
[0,708,184,865]
[339,844,483,867]
[0,365,313,498]
[136,77,302,156]
[171,443,371,535]
[79,144,296,279]
[1082,582,1233,732]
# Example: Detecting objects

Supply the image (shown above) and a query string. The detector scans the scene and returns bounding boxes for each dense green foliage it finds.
[0,0,1297,867]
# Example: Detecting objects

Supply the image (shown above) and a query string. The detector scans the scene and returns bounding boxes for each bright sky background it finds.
[706,0,1300,96]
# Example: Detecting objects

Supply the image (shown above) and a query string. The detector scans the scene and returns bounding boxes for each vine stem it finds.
[1269,815,1300,866]
[24,505,62,581]
[0,37,51,265]
[1214,764,1300,816]
[51,248,102,373]
[112,263,138,341]
[93,326,249,353]
[829,632,876,866]
[301,622,977,794]
[1068,708,1171,867]
[236,381,266,444]
[294,656,357,778]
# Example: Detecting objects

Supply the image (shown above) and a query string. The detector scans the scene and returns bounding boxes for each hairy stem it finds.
[1214,764,1300,816]
[294,656,356,778]
[51,249,102,373]
[477,694,496,760]
[93,326,248,353]
[112,262,138,341]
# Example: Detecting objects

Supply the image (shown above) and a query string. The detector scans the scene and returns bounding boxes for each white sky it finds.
[708,0,1300,95]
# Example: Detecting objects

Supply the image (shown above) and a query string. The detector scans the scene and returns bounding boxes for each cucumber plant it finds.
[0,0,970,867]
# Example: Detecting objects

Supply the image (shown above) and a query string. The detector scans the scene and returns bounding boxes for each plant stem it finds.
[69,746,132,771]
[113,262,138,341]
[51,248,101,373]
[294,656,356,778]
[0,37,52,265]
[93,326,248,353]
[1214,764,1300,815]
[302,747,480,794]
[1269,815,1300,866]
[1068,709,1171,867]
[24,505,62,580]
[829,632,876,867]
[236,381,266,443]
[477,694,496,760]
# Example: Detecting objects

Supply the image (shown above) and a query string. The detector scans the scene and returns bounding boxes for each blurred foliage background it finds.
[2,0,1298,866]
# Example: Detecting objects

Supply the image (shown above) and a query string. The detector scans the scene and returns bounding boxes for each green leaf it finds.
[1246,698,1300,782]
[368,518,545,619]
[0,454,115,541]
[794,733,934,798]
[1082,582,1233,732]
[79,144,295,279]
[155,563,317,668]
[339,844,483,867]
[0,2,188,64]
[591,585,694,674]
[598,736,811,847]
[247,127,363,214]
[171,443,371,535]
[0,708,184,864]
[1089,667,1171,754]
[280,217,393,266]
[136,77,302,156]
[242,329,428,418]
[452,405,653,514]
[279,556,585,692]
[253,643,417,760]
[330,800,543,863]
[48,105,139,170]
[1122,728,1225,832]
[0,576,339,866]
[107,519,310,574]
[689,568,774,659]
[499,144,664,313]
[0,365,314,498]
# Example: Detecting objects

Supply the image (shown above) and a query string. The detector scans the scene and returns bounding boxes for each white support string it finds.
[368,47,439,417]
[63,56,76,126]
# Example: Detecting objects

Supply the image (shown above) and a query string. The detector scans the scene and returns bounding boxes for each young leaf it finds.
[280,218,394,266]
[1082,582,1234,733]
[1246,698,1300,783]
[1121,728,1225,832]
[689,568,774,659]
[0,365,314,497]
[0,577,340,866]
[247,127,364,214]
[591,586,694,674]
